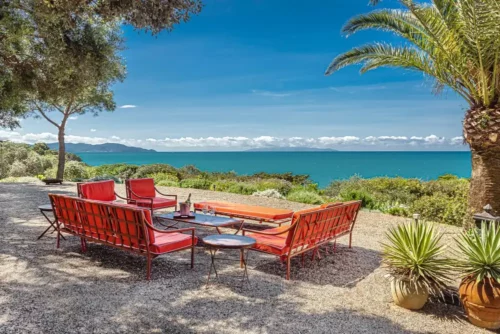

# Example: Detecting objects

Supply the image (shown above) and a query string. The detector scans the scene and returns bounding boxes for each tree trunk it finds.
[463,107,500,228]
[56,126,65,180]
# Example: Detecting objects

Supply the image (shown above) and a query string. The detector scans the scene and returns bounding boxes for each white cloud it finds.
[90,129,97,132]
[0,130,468,151]
[119,105,137,109]
[68,116,78,120]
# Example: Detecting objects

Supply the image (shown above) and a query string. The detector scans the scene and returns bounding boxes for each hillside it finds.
[47,143,156,153]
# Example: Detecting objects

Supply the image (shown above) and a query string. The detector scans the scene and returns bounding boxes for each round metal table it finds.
[202,234,256,288]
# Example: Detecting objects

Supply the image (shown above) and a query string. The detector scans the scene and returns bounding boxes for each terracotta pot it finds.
[391,278,429,310]
[459,277,500,329]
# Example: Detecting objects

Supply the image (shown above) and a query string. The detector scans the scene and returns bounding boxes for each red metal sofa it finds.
[49,194,197,280]
[242,200,361,280]
[194,201,293,226]
[77,180,128,203]
[125,178,177,213]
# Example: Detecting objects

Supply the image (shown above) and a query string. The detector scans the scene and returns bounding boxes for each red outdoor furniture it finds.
[49,194,197,280]
[77,180,128,202]
[242,200,362,280]
[193,201,293,226]
[125,178,177,213]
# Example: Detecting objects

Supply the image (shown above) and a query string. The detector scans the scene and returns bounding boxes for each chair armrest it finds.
[154,187,177,200]
[242,225,294,236]
[127,190,154,204]
[115,192,132,201]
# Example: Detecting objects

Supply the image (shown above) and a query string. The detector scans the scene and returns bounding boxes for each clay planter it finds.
[391,278,429,310]
[459,278,500,329]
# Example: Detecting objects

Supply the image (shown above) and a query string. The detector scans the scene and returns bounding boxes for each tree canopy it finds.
[0,0,202,128]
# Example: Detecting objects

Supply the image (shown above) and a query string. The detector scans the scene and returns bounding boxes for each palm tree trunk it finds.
[464,107,500,228]
[467,149,500,224]
[56,125,65,180]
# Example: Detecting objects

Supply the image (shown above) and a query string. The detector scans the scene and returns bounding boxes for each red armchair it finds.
[125,178,177,213]
[77,180,128,203]
[49,194,197,280]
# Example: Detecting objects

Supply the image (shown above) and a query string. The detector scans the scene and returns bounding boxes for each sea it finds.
[77,151,472,187]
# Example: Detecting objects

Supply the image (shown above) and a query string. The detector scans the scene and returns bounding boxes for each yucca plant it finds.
[325,0,500,226]
[455,221,500,282]
[382,221,453,292]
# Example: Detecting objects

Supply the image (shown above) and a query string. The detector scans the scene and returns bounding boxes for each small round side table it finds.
[202,234,256,288]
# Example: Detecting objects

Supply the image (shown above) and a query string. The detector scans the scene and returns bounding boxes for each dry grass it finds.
[0,183,488,333]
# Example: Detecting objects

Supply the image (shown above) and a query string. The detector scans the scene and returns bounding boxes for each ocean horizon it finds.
[77,151,472,187]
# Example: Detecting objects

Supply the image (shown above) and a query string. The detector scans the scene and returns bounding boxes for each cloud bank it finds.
[118,105,137,109]
[0,130,467,151]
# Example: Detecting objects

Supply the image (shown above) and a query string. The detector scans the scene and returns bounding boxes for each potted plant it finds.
[382,221,452,310]
[456,221,500,329]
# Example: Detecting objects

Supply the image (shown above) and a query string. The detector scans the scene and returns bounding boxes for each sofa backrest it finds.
[126,178,156,199]
[77,180,116,202]
[49,194,155,251]
[286,200,362,254]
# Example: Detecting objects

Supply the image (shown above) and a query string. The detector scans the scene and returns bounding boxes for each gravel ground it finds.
[0,182,491,334]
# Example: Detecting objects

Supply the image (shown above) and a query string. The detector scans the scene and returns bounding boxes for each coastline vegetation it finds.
[0,141,468,226]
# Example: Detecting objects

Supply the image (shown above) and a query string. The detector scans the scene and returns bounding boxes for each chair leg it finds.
[56,232,61,249]
[146,255,152,280]
[80,238,87,253]
[349,232,352,248]
[286,257,291,280]
[191,246,195,269]
[240,249,244,268]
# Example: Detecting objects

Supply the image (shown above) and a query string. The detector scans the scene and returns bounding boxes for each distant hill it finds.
[245,147,338,152]
[47,143,156,153]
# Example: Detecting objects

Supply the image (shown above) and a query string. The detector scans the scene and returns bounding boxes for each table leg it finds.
[206,248,219,288]
[241,249,251,287]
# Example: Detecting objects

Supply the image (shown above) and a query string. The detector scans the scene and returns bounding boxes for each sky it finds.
[2,0,469,151]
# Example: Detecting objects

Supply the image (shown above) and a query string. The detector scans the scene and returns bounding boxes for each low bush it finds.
[410,193,467,226]
[287,190,324,205]
[157,179,179,187]
[86,175,121,183]
[133,164,177,179]
[64,161,89,181]
[9,161,28,177]
[339,189,376,209]
[254,178,293,195]
[148,172,179,183]
[179,178,212,190]
[252,189,285,199]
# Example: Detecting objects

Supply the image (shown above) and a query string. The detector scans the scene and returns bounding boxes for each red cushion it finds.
[194,201,293,221]
[149,232,197,254]
[79,180,116,202]
[127,178,156,199]
[134,198,177,209]
[247,234,289,256]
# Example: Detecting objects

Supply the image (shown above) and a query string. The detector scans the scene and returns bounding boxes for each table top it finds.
[38,204,53,211]
[156,213,243,228]
[203,234,256,249]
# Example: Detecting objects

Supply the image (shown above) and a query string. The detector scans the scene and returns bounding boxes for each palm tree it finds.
[325,0,500,226]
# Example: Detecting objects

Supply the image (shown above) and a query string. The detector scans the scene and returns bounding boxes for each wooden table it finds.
[202,234,256,288]
[155,212,244,234]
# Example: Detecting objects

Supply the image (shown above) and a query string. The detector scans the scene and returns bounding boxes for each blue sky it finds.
[3,0,468,151]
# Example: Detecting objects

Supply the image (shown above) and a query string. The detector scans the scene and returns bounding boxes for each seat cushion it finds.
[246,234,289,256]
[149,232,197,254]
[134,198,177,209]
[194,201,293,221]
[79,180,116,202]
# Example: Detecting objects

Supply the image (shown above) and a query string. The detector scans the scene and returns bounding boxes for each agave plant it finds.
[325,0,500,225]
[455,221,500,282]
[382,221,453,291]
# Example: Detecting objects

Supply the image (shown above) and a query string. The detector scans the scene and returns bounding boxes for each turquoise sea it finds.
[78,151,472,187]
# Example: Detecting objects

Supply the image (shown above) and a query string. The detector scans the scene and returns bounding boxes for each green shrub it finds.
[287,190,324,205]
[179,178,212,190]
[93,163,138,179]
[24,152,45,175]
[157,179,179,187]
[148,172,179,183]
[9,161,28,177]
[133,164,177,179]
[410,193,466,226]
[254,178,293,195]
[178,165,202,179]
[210,180,239,192]
[252,189,285,199]
[64,161,88,181]
[226,182,258,195]
[385,206,410,217]
[339,189,376,209]
[87,175,121,183]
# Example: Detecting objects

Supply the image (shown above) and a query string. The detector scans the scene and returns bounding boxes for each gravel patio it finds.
[0,182,490,333]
